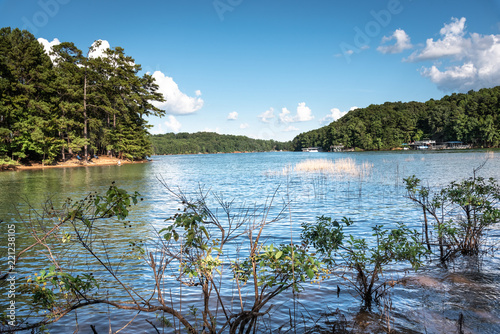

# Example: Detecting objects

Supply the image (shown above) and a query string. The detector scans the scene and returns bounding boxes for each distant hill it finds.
[150,132,291,155]
[291,86,500,151]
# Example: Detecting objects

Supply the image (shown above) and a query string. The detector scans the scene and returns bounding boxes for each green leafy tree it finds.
[405,174,500,261]
[291,86,500,151]
[51,42,85,160]
[7,184,320,334]
[0,28,166,164]
[0,27,55,162]
[302,216,427,308]
[150,132,290,155]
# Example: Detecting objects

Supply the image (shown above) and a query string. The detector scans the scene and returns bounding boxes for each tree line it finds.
[150,132,291,155]
[291,86,500,151]
[0,27,165,165]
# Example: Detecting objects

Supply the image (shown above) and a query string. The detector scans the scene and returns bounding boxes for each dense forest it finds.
[151,132,291,155]
[291,86,500,151]
[0,27,165,165]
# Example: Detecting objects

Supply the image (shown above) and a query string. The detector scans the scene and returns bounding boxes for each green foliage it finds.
[0,156,19,166]
[161,205,222,281]
[21,265,99,312]
[155,313,173,327]
[12,183,142,330]
[156,188,323,333]
[0,27,164,164]
[301,216,352,265]
[234,243,321,292]
[292,87,500,151]
[405,175,500,260]
[61,182,141,227]
[150,132,291,155]
[302,217,427,307]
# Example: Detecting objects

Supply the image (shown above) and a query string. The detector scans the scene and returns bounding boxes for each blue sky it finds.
[1,0,500,141]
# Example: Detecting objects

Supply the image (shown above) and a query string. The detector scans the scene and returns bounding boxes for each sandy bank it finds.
[6,156,150,171]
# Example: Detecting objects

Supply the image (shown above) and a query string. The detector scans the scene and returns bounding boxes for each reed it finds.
[264,164,292,177]
[294,158,372,177]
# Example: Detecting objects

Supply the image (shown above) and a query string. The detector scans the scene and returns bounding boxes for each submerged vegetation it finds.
[3,165,498,333]
[2,184,323,333]
[294,158,373,177]
[265,158,373,182]
[404,170,500,262]
[302,217,428,308]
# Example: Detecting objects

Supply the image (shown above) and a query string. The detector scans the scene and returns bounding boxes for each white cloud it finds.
[284,125,299,132]
[163,115,182,133]
[240,123,249,129]
[279,107,294,123]
[227,111,238,120]
[407,18,468,61]
[377,29,413,54]
[203,127,220,133]
[320,106,356,125]
[38,38,112,64]
[296,102,314,121]
[149,124,163,135]
[38,37,60,62]
[195,90,202,96]
[151,71,204,115]
[258,107,275,123]
[405,17,500,91]
[278,102,314,123]
[335,49,354,57]
[421,63,479,92]
[88,39,111,59]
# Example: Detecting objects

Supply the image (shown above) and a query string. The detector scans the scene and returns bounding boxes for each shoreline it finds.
[2,156,150,172]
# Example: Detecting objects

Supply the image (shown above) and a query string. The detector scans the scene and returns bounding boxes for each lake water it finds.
[1,150,499,333]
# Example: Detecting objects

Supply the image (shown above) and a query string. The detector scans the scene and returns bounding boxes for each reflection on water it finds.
[1,150,499,333]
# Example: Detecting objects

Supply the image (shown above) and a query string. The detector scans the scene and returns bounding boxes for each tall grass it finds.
[264,158,373,198]
[294,158,373,177]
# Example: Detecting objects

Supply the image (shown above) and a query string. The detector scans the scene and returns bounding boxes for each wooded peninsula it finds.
[291,86,500,152]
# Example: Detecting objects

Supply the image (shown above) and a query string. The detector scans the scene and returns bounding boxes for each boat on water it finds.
[302,147,323,152]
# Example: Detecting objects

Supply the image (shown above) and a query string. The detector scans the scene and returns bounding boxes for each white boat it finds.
[302,147,323,152]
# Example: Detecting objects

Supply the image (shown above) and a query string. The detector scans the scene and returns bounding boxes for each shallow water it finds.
[1,150,499,333]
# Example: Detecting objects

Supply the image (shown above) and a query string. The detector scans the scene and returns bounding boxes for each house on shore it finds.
[444,141,471,149]
[406,140,471,150]
[330,145,345,152]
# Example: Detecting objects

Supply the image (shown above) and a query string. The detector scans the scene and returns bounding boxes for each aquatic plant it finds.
[4,183,321,334]
[301,216,428,308]
[294,158,372,177]
[405,173,500,261]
